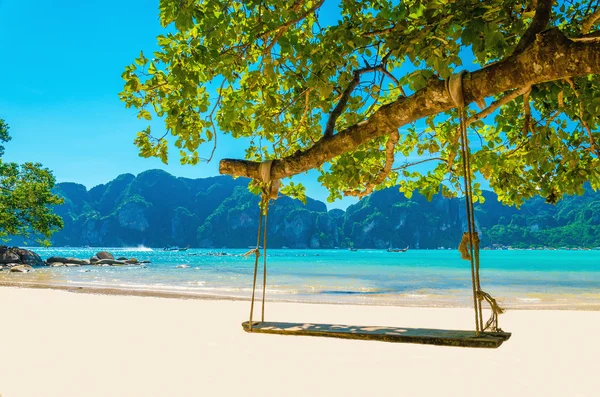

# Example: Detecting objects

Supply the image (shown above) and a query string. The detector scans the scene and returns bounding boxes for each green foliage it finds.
[280,181,307,204]
[121,1,599,206]
[0,118,63,245]
[0,118,11,157]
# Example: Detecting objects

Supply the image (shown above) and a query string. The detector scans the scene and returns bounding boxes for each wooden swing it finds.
[242,72,511,348]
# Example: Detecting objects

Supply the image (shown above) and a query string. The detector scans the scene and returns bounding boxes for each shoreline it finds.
[2,280,599,311]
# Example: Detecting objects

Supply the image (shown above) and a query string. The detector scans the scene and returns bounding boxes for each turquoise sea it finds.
[2,247,600,308]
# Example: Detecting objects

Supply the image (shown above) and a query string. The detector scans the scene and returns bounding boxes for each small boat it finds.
[387,246,409,253]
[163,246,179,251]
[178,245,190,252]
[348,247,358,252]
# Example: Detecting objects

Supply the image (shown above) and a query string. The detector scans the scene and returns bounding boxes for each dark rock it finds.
[15,249,44,265]
[89,256,99,263]
[50,263,65,267]
[96,259,127,266]
[125,258,139,264]
[0,246,43,265]
[117,257,128,261]
[10,264,34,273]
[0,250,20,263]
[47,257,89,265]
[47,256,68,263]
[96,251,114,260]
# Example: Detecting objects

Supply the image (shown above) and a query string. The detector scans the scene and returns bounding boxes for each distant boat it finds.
[163,246,179,251]
[178,245,190,252]
[387,246,409,253]
[349,248,358,251]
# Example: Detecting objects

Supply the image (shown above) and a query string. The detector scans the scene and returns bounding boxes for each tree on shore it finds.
[0,118,63,244]
[121,0,600,206]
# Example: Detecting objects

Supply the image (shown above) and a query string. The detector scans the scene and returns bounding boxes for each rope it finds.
[458,231,479,261]
[477,290,505,332]
[261,188,270,322]
[248,203,264,331]
[448,71,504,335]
[248,160,280,330]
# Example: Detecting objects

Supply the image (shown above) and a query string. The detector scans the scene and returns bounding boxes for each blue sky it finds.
[0,0,365,209]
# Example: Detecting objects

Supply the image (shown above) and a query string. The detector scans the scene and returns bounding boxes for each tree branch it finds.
[219,29,600,181]
[513,0,554,54]
[466,86,532,125]
[324,66,378,137]
[582,7,600,35]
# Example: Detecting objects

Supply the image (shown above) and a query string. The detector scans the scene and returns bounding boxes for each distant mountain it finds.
[40,169,600,248]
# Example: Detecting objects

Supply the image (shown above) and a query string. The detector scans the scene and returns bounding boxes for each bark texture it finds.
[219,29,600,180]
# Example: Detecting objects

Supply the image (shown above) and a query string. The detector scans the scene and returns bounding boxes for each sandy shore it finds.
[0,287,598,397]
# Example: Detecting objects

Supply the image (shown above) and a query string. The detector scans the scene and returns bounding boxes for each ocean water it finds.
[2,247,600,308]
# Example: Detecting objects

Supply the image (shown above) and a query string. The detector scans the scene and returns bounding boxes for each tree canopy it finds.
[0,118,63,244]
[120,0,600,206]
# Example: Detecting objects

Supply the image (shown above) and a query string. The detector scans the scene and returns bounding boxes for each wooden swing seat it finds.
[242,321,511,348]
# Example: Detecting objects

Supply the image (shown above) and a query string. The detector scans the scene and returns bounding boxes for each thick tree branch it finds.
[513,0,554,54]
[582,7,600,35]
[219,29,600,180]
[572,31,600,42]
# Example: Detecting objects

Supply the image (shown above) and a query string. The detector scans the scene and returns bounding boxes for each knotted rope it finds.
[248,160,280,330]
[448,72,504,335]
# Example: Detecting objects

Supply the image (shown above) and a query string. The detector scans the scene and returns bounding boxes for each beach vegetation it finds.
[0,118,64,245]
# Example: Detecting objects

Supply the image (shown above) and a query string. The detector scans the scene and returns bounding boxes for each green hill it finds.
[44,170,600,249]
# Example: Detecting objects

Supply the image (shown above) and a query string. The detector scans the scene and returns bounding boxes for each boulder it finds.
[96,259,127,266]
[47,257,89,266]
[0,249,21,264]
[10,264,34,273]
[65,263,80,267]
[117,257,128,261]
[15,248,44,265]
[89,256,100,264]
[0,246,43,266]
[47,256,68,264]
[50,263,66,267]
[125,258,139,264]
[96,251,114,260]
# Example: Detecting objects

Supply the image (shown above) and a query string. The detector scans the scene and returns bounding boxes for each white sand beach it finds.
[0,286,598,397]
